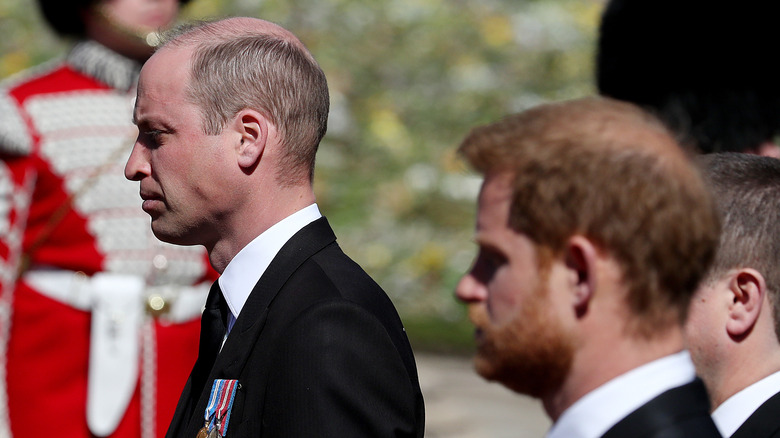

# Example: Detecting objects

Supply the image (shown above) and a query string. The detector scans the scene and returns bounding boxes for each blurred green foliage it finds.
[0,0,601,352]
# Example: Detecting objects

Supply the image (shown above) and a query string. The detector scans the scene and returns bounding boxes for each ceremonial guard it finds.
[0,0,216,437]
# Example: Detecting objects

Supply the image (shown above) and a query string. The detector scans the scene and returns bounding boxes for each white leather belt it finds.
[21,270,209,437]
[21,270,208,323]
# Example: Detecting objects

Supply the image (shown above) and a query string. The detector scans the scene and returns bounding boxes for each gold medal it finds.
[196,426,209,438]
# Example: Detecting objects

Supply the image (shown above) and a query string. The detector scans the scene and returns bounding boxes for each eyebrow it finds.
[474,234,498,251]
[132,113,158,128]
[131,109,145,126]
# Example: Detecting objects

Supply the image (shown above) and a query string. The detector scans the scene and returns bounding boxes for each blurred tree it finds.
[1,0,601,351]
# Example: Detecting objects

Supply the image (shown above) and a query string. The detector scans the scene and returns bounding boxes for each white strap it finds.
[22,270,209,323]
[19,270,209,436]
[87,274,144,437]
[23,269,93,310]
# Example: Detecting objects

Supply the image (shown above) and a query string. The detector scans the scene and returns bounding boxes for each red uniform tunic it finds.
[0,41,216,438]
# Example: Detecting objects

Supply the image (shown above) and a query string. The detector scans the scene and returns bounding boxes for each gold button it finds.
[146,294,169,317]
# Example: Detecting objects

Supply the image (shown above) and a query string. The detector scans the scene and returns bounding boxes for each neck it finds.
[207,184,316,273]
[543,326,684,421]
[705,327,780,409]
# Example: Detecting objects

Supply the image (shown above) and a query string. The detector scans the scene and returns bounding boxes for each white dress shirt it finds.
[712,370,780,437]
[547,351,697,438]
[218,204,322,334]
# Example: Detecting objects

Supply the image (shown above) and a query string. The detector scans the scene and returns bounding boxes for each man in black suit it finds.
[685,153,780,438]
[455,97,722,437]
[123,17,424,437]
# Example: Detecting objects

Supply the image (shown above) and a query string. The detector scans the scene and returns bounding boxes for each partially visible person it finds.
[686,153,780,437]
[0,0,216,437]
[124,17,424,437]
[596,0,780,156]
[455,97,722,437]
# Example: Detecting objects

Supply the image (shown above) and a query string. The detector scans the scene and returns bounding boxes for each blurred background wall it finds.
[0,0,601,353]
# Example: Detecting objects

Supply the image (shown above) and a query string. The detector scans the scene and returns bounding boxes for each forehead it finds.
[134,46,194,121]
[476,173,513,230]
[475,173,546,265]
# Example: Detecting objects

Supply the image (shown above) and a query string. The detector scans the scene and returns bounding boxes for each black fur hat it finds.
[597,0,780,153]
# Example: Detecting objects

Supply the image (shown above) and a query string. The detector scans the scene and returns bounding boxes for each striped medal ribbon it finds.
[200,379,239,437]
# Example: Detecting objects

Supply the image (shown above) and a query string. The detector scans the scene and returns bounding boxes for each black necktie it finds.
[186,281,228,420]
[198,281,227,378]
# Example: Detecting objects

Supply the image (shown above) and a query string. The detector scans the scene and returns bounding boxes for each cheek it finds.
[685,293,711,329]
[102,0,139,21]
[157,2,180,27]
[683,298,717,353]
[105,0,179,29]
[486,271,523,326]
[151,150,190,190]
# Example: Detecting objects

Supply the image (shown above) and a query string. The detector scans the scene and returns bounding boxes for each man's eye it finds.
[483,251,505,268]
[141,130,166,147]
[470,248,506,283]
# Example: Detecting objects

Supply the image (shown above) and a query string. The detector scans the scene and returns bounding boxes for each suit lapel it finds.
[182,217,338,435]
[236,217,337,332]
[601,379,713,438]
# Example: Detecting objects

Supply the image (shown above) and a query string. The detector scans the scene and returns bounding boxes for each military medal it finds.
[200,379,239,437]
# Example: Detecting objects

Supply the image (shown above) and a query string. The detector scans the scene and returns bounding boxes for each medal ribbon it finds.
[204,380,221,432]
[216,379,238,436]
[204,379,239,436]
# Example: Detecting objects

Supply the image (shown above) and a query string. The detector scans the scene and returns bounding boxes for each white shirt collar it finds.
[218,204,321,329]
[712,369,780,437]
[547,351,696,438]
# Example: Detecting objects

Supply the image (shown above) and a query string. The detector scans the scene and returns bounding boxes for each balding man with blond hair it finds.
[124,17,424,438]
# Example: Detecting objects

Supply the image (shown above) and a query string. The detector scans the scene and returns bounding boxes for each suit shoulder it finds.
[732,390,780,438]
[280,244,401,319]
[603,380,721,438]
[281,299,398,349]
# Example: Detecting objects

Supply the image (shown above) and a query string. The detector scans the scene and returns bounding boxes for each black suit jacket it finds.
[731,390,780,438]
[601,379,721,438]
[166,218,425,437]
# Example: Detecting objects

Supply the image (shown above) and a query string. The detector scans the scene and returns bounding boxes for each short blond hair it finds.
[161,19,329,186]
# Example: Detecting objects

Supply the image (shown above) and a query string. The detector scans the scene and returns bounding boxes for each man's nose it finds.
[124,140,151,181]
[455,273,487,304]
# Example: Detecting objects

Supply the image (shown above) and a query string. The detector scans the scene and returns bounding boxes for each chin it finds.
[150,223,197,246]
[469,300,574,398]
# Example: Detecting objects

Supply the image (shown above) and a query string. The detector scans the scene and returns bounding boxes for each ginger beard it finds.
[468,277,575,398]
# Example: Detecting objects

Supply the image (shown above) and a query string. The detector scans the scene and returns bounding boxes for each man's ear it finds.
[726,269,766,338]
[564,235,598,317]
[232,109,269,170]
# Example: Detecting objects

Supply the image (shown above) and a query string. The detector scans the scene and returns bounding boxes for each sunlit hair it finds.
[698,153,780,340]
[160,20,329,186]
[459,97,720,338]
